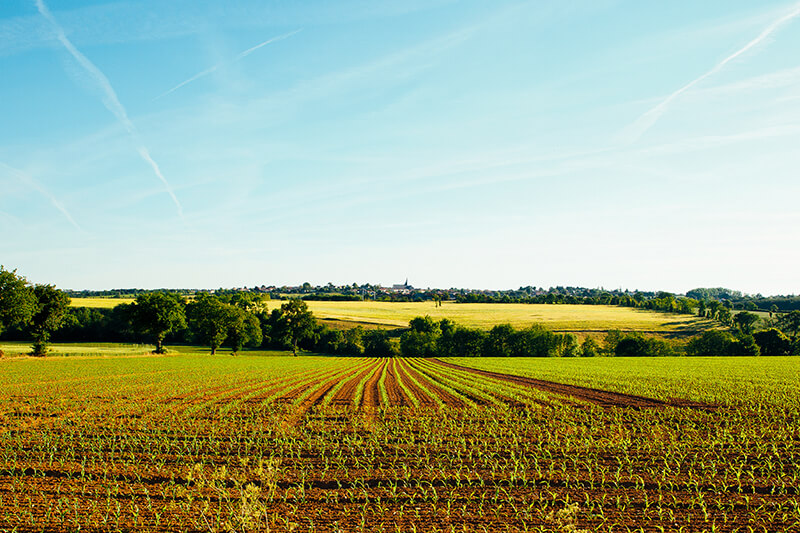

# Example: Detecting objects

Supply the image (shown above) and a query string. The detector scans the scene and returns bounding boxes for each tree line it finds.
[3,266,800,357]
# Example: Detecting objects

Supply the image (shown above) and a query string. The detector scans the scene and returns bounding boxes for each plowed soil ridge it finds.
[359,359,386,409]
[383,359,410,407]
[431,359,714,410]
[393,359,440,407]
[330,360,383,406]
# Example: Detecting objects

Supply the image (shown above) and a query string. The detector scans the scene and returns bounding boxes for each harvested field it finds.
[1,353,798,532]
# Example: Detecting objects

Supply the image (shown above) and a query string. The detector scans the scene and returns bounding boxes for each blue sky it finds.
[1,0,799,294]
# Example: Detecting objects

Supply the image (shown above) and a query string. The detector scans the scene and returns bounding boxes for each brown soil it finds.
[398,359,467,408]
[359,358,387,409]
[329,360,383,406]
[382,358,410,407]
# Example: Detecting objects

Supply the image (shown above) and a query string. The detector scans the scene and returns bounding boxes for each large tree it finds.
[186,295,234,355]
[29,284,71,356]
[130,292,186,354]
[280,299,316,356]
[0,266,35,335]
[779,310,800,340]
[733,311,760,336]
[225,306,263,354]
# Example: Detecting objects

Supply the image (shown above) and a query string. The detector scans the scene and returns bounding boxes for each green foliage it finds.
[778,310,800,339]
[602,329,623,356]
[557,333,580,357]
[0,266,35,334]
[483,324,515,357]
[339,326,365,356]
[400,329,439,357]
[753,328,792,356]
[729,334,761,357]
[29,284,71,356]
[438,324,486,357]
[187,295,234,355]
[580,337,600,357]
[686,330,735,356]
[614,334,674,357]
[686,287,743,301]
[225,306,263,354]
[733,311,760,335]
[130,292,187,354]
[362,329,396,357]
[279,299,316,356]
[716,307,732,326]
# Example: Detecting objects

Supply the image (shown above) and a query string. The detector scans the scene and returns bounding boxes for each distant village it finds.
[64,282,800,311]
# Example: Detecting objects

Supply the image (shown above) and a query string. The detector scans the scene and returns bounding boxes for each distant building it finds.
[391,279,413,292]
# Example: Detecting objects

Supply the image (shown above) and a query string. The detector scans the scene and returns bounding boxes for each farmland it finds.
[70,297,715,337]
[1,351,798,531]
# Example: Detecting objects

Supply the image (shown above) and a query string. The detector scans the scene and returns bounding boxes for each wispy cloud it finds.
[620,2,800,144]
[0,161,81,231]
[35,0,184,219]
[154,29,302,100]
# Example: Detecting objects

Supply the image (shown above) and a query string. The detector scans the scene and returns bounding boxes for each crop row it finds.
[0,355,797,531]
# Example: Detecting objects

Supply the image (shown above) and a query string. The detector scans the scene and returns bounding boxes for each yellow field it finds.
[70,296,135,308]
[306,301,714,334]
[69,297,715,336]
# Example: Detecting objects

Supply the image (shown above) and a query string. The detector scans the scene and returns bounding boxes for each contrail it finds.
[35,0,184,219]
[0,161,82,231]
[153,29,302,100]
[621,2,800,144]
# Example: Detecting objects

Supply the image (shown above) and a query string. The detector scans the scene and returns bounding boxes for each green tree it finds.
[363,329,396,357]
[769,304,779,321]
[225,307,263,354]
[187,295,234,355]
[716,307,732,326]
[580,337,600,357]
[0,266,35,335]
[733,311,760,336]
[728,334,760,356]
[778,310,800,339]
[557,333,580,357]
[339,326,365,356]
[281,299,316,356]
[29,284,71,356]
[686,330,734,356]
[753,328,792,356]
[130,292,186,354]
[484,324,515,357]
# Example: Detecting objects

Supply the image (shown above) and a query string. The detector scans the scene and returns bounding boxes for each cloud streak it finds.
[0,161,82,231]
[35,0,184,219]
[154,29,302,100]
[621,2,800,144]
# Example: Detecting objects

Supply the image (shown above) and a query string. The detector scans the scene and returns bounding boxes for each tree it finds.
[484,324,515,357]
[0,266,35,334]
[728,334,760,357]
[769,304,779,321]
[614,334,674,357]
[686,330,734,356]
[778,310,800,339]
[29,284,71,356]
[733,311,760,336]
[225,307,262,354]
[363,329,396,357]
[281,299,316,356]
[716,307,732,326]
[753,328,792,356]
[130,292,186,354]
[187,295,234,355]
[581,337,600,357]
